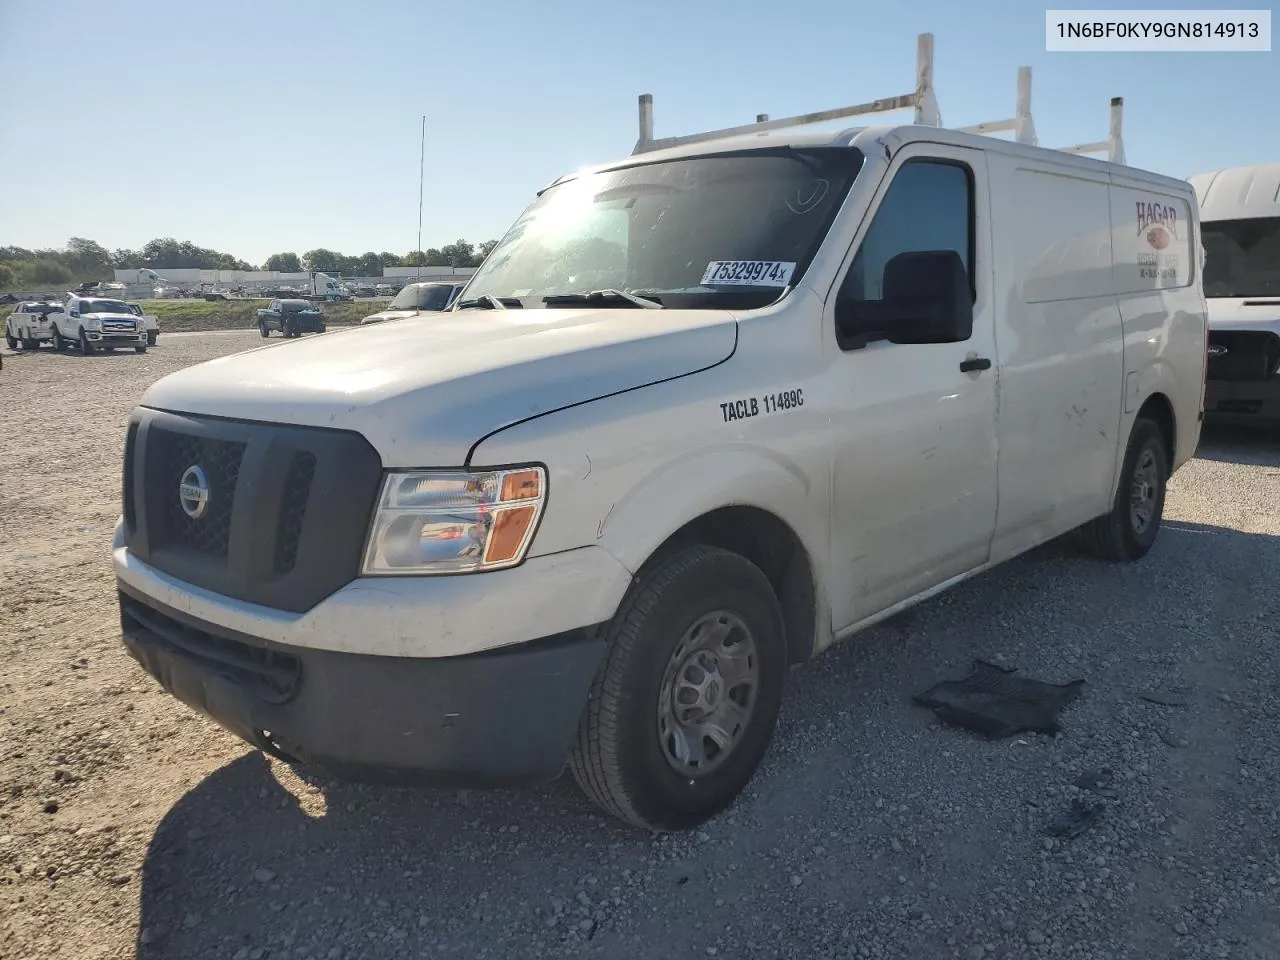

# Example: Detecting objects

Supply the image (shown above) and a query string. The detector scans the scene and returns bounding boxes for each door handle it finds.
[960,357,992,373]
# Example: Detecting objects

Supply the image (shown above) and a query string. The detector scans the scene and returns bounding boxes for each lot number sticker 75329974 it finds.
[701,260,796,287]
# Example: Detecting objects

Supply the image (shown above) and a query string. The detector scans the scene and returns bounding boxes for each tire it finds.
[4,331,15,350]
[135,344,147,354]
[259,321,270,338]
[52,327,66,351]
[568,544,788,832]
[147,331,157,346]
[78,328,95,355]
[1078,417,1169,562]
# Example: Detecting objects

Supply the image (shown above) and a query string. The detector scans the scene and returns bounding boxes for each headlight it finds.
[83,317,101,329]
[361,466,547,575]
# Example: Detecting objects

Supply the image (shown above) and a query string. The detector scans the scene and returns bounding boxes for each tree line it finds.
[0,236,499,290]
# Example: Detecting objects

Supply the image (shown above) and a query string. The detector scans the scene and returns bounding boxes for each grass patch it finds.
[142,299,389,332]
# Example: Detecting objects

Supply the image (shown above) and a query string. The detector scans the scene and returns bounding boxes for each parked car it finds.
[113,119,1206,833]
[52,296,148,353]
[257,298,326,338]
[359,281,466,325]
[4,301,63,350]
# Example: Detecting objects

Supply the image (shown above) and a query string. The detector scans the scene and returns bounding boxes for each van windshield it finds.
[460,147,863,310]
[389,284,457,311]
[1201,216,1280,298]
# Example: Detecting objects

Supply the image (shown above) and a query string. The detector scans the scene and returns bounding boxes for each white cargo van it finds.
[1188,164,1280,424]
[113,103,1206,831]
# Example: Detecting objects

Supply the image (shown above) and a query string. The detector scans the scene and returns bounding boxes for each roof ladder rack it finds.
[633,33,942,155]
[1057,97,1125,165]
[632,33,1125,164]
[954,65,1037,146]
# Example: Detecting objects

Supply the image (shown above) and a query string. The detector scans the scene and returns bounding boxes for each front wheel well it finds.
[647,506,817,666]
[1136,393,1176,464]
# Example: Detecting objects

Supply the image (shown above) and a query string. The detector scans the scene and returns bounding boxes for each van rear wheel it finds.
[568,544,787,832]
[1079,416,1168,562]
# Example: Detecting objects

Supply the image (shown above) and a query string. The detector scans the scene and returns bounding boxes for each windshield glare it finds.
[1202,216,1280,298]
[462,148,863,309]
[83,300,131,314]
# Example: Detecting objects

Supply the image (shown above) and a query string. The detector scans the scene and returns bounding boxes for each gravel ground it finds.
[2,333,1278,960]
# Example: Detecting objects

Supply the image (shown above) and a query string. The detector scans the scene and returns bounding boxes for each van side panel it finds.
[1107,178,1206,474]
[986,158,1125,565]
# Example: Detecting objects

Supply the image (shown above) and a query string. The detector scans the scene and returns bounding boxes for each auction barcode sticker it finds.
[701,260,796,287]
[1045,9,1271,51]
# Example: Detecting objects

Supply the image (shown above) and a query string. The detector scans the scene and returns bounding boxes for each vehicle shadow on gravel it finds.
[132,523,1280,960]
[133,750,641,959]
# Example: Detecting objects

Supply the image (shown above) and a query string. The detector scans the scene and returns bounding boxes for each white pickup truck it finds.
[4,301,62,350]
[113,110,1206,831]
[52,295,148,354]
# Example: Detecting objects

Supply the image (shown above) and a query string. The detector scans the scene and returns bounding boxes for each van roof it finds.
[555,124,1190,197]
[1187,164,1280,222]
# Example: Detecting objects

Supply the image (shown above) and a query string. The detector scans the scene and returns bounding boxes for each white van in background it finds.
[1189,164,1280,425]
[113,115,1207,832]
[126,303,160,346]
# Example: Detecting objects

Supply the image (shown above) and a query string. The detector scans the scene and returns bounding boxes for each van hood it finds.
[1206,296,1280,334]
[360,308,426,325]
[141,307,738,465]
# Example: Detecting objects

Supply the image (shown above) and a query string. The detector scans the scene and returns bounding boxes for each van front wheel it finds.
[569,544,787,832]
[1079,416,1168,562]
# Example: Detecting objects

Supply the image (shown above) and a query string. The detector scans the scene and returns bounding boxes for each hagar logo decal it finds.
[1136,201,1181,282]
[1136,201,1179,250]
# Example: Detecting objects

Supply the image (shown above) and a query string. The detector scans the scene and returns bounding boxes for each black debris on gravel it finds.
[1044,798,1105,839]
[912,659,1085,738]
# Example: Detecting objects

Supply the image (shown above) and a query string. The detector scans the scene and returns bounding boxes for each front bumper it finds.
[118,583,607,785]
[86,329,146,344]
[1204,378,1280,424]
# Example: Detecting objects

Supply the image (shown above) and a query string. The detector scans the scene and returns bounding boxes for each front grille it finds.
[122,421,138,530]
[273,452,316,575]
[149,428,246,558]
[1206,331,1280,382]
[102,320,136,332]
[123,409,382,613]
[120,591,300,703]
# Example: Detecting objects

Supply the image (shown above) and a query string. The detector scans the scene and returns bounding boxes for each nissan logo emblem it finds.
[178,464,210,519]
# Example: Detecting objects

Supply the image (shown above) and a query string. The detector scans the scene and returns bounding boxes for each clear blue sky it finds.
[1,0,1275,264]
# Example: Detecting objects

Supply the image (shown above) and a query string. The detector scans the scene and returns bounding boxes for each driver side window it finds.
[841,159,975,304]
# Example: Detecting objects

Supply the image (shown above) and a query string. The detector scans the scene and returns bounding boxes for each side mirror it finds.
[835,249,972,349]
[69,310,80,318]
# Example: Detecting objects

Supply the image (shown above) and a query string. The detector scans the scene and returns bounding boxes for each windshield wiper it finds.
[455,295,521,310]
[542,289,664,309]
